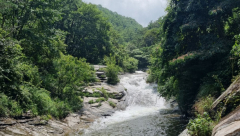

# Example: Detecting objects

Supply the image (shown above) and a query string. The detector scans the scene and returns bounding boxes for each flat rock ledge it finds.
[0,84,128,136]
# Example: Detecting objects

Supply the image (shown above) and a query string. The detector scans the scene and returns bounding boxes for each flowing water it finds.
[82,71,188,136]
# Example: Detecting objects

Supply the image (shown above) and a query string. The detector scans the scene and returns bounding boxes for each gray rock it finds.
[212,107,240,136]
[0,118,17,125]
[96,72,105,75]
[93,65,107,71]
[28,120,47,125]
[179,129,190,136]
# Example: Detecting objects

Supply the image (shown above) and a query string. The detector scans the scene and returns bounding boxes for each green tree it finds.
[56,1,111,64]
[150,0,240,114]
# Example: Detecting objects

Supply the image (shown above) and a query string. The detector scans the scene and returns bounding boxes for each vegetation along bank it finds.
[1,0,240,135]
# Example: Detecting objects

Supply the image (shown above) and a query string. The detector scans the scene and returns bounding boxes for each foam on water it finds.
[84,72,167,134]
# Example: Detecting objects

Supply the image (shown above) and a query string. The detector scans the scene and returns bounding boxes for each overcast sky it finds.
[82,0,168,27]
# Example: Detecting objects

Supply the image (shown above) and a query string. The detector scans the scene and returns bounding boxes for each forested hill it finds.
[0,0,139,119]
[97,5,143,43]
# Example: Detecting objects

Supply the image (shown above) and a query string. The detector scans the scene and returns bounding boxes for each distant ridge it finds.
[97,5,143,43]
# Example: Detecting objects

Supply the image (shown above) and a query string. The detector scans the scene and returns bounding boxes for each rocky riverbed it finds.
[0,66,128,136]
[0,84,127,136]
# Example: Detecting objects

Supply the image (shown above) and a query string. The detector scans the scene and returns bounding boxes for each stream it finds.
[81,71,188,136]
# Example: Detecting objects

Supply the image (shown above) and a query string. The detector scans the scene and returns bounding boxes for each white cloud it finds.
[82,0,168,27]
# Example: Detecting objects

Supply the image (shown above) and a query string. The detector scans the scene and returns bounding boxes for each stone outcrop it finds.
[212,77,240,111]
[211,76,240,136]
[94,65,107,83]
[212,107,240,136]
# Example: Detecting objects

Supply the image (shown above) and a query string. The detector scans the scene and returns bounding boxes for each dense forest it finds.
[97,5,142,44]
[147,0,240,135]
[0,0,139,118]
[148,0,240,115]
[2,0,240,135]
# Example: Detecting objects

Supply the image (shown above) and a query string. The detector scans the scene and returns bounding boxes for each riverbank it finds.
[0,83,127,136]
[0,71,188,136]
[179,76,240,136]
[0,66,128,136]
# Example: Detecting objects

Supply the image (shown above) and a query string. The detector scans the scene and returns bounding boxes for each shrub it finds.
[187,113,214,136]
[146,74,155,83]
[96,97,106,103]
[97,87,109,100]
[193,96,215,115]
[92,92,101,97]
[122,57,138,73]
[0,93,23,117]
[88,100,94,104]
[108,101,116,108]
[104,55,119,85]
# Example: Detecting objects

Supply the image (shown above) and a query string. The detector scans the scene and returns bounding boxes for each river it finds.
[81,71,188,136]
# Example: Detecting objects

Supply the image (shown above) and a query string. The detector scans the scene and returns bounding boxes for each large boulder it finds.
[212,107,240,136]
[211,77,240,136]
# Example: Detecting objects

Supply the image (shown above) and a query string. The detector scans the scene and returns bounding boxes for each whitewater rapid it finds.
[82,71,187,136]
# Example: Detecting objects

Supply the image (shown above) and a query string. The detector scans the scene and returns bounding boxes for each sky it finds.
[82,0,168,27]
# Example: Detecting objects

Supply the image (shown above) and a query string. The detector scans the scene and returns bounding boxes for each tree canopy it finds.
[149,0,240,114]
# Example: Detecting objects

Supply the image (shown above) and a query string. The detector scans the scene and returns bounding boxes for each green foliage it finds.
[122,57,138,73]
[104,56,120,85]
[96,97,106,103]
[57,1,111,64]
[0,93,23,117]
[92,92,101,97]
[193,96,215,116]
[108,101,116,108]
[51,53,96,97]
[40,115,52,121]
[88,97,106,104]
[149,0,240,115]
[97,5,143,44]
[0,0,106,118]
[88,100,94,104]
[97,87,109,100]
[187,113,214,136]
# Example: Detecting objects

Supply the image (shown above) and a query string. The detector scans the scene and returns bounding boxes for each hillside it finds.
[97,5,143,43]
